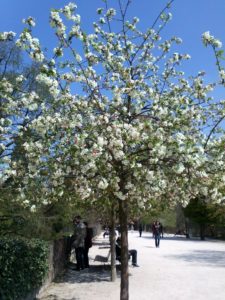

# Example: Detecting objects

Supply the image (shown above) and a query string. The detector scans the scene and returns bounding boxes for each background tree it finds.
[0,39,62,239]
[183,196,212,240]
[184,196,225,240]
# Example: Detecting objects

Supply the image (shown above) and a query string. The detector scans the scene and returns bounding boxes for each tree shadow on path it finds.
[55,264,120,284]
[39,295,79,300]
[165,249,225,268]
[140,235,197,242]
[140,235,225,243]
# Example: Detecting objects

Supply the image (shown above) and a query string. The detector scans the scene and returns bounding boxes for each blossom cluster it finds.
[202,31,222,48]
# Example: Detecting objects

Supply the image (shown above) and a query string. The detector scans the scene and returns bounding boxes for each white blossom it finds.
[98,178,108,190]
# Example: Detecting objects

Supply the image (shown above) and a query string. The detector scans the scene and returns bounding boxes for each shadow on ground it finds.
[140,234,225,244]
[139,235,217,243]
[164,250,225,267]
[38,296,78,300]
[54,263,120,284]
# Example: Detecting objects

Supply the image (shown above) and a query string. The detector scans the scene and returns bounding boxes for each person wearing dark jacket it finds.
[72,216,87,270]
[153,220,161,248]
[83,222,93,268]
[115,237,139,267]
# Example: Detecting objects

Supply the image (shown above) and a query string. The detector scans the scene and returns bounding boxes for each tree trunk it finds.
[119,199,129,300]
[110,200,117,282]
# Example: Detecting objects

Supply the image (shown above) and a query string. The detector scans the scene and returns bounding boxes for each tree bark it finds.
[119,199,129,300]
[110,200,117,282]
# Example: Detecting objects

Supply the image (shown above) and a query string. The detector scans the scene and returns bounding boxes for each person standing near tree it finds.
[83,221,93,268]
[72,216,87,271]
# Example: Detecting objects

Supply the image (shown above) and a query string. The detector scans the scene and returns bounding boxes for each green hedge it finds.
[0,237,49,300]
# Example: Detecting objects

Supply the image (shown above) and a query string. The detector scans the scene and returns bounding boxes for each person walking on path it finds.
[139,223,143,237]
[153,220,161,248]
[72,215,87,271]
[83,221,93,268]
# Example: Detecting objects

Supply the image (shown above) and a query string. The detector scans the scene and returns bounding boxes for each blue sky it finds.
[0,0,225,84]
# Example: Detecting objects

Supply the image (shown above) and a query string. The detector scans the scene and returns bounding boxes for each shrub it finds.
[0,237,49,300]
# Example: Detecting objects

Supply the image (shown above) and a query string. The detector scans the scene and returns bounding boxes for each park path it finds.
[37,231,225,300]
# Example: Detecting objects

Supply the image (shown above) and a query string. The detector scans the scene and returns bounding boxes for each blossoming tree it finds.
[0,38,56,230]
[1,1,225,299]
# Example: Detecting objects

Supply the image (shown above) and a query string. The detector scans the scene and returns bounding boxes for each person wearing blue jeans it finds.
[153,220,161,248]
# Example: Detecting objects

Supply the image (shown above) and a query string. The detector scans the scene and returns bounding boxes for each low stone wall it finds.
[41,237,71,292]
[26,225,101,299]
[25,237,70,300]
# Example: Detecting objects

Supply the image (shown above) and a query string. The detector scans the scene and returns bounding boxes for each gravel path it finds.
[38,231,225,300]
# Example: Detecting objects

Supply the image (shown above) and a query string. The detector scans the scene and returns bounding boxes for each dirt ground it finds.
[37,231,225,300]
